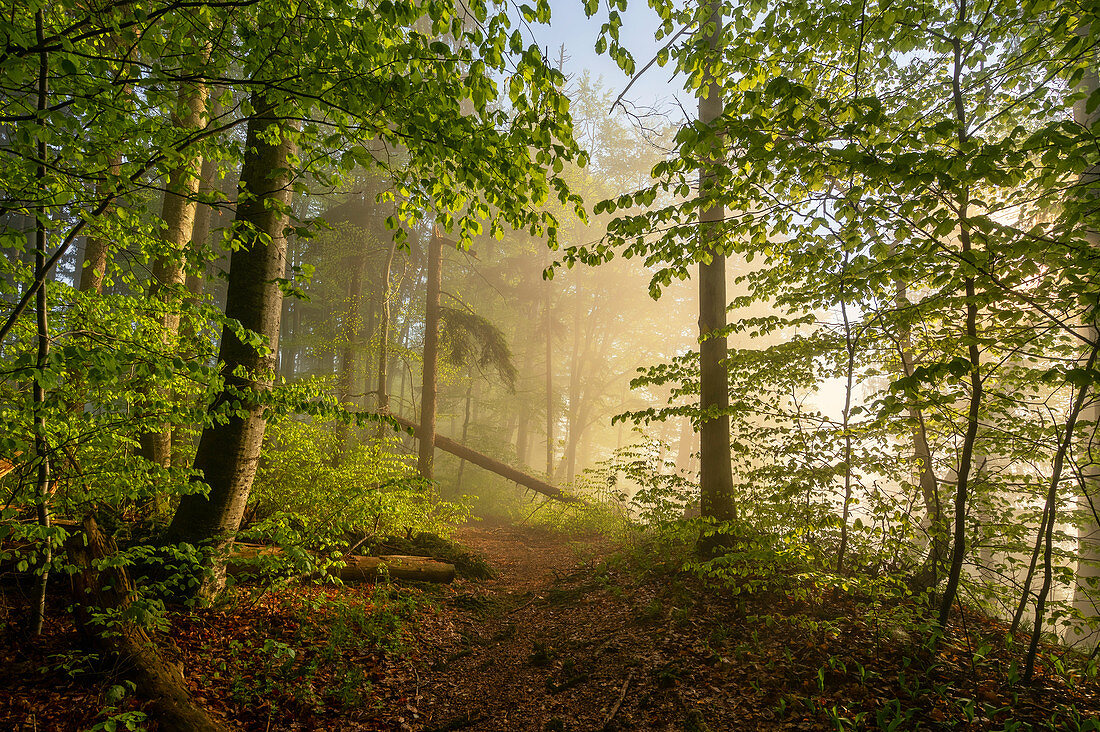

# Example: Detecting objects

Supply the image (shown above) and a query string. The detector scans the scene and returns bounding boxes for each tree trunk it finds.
[453,375,474,494]
[676,417,695,474]
[165,93,299,598]
[937,29,982,629]
[1073,30,1100,649]
[31,12,50,635]
[79,156,118,295]
[697,0,736,537]
[140,73,210,471]
[417,231,444,480]
[1024,342,1099,679]
[557,297,584,483]
[392,415,578,503]
[895,273,947,593]
[836,293,857,574]
[516,408,531,467]
[544,276,555,477]
[185,157,219,299]
[335,242,370,455]
[375,238,398,435]
[228,545,456,583]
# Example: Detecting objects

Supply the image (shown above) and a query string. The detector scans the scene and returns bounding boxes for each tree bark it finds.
[836,293,857,574]
[454,375,474,493]
[31,11,51,636]
[1073,26,1100,649]
[697,0,737,537]
[335,240,370,455]
[895,273,947,593]
[140,72,210,471]
[937,27,983,629]
[417,231,444,480]
[79,156,117,295]
[185,157,219,299]
[544,276,555,477]
[375,238,399,437]
[1024,342,1100,679]
[165,93,299,598]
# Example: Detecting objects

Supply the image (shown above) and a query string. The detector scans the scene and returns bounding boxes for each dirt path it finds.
[377,522,742,732]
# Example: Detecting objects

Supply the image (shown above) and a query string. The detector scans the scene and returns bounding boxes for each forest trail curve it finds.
[378,522,774,732]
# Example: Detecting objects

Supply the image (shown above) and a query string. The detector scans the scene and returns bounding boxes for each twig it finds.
[610,25,690,114]
[508,593,541,615]
[601,670,634,731]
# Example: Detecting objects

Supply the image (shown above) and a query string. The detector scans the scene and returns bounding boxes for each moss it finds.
[369,532,495,580]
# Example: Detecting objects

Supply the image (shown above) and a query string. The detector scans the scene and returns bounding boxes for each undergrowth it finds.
[171,581,422,730]
[603,520,1100,731]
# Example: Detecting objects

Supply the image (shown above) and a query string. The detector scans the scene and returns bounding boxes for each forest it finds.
[2,0,1100,729]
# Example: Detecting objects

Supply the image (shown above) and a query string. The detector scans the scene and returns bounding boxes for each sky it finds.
[529,0,687,115]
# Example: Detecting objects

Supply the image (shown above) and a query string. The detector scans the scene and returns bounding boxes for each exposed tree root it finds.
[65,515,227,732]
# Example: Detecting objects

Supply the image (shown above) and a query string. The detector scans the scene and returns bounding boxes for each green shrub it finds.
[246,419,469,553]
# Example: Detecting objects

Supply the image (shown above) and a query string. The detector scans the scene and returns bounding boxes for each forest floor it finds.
[3,520,1100,731]
[376,522,1100,732]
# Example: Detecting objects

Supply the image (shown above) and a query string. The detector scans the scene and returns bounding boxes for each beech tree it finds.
[164,93,300,583]
[572,0,1100,639]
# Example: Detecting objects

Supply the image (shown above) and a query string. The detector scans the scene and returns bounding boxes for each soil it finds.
[378,521,754,732]
[375,522,1100,732]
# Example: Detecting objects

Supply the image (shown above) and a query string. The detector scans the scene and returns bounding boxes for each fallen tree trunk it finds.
[66,516,226,732]
[228,545,456,583]
[389,415,579,504]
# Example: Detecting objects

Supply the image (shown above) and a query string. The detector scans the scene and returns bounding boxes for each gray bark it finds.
[140,74,209,471]
[165,93,299,597]
[1073,31,1100,648]
[697,0,736,533]
[417,231,444,480]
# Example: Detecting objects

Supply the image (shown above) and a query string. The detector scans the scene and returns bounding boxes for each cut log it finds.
[227,545,456,583]
[65,516,226,732]
[341,554,456,583]
[389,415,580,504]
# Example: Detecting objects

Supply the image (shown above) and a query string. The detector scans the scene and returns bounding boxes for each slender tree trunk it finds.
[836,295,857,574]
[544,278,554,477]
[1011,503,1051,634]
[417,231,444,480]
[140,73,209,471]
[1073,32,1100,649]
[335,243,370,455]
[376,239,398,420]
[1025,343,1100,679]
[697,0,736,536]
[185,158,218,299]
[165,94,299,597]
[896,274,946,592]
[80,157,117,295]
[937,27,983,628]
[516,409,530,466]
[676,417,695,474]
[937,195,981,628]
[556,300,584,482]
[31,12,51,635]
[454,376,474,493]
